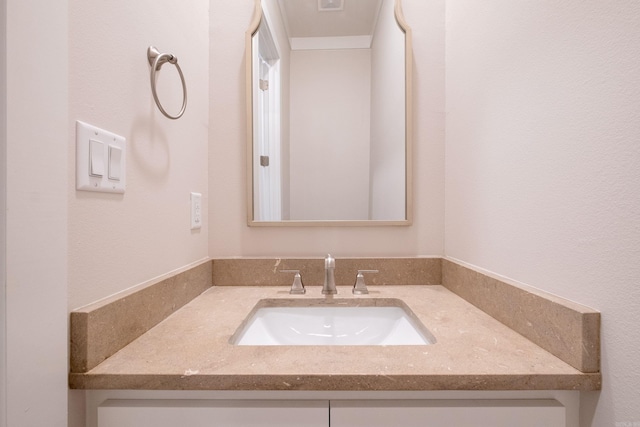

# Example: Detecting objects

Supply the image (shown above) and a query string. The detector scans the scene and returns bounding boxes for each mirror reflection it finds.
[248,0,411,225]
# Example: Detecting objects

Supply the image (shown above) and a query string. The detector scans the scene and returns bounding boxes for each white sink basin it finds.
[231,299,435,346]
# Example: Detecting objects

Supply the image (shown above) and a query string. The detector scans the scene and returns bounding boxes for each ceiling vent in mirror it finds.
[318,0,344,11]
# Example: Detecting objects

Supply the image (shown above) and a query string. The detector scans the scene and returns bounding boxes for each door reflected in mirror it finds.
[247,0,412,226]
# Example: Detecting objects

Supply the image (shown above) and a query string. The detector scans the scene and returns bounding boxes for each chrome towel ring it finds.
[147,46,187,120]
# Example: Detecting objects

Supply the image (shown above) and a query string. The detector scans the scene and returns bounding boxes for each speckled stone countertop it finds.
[69,285,600,391]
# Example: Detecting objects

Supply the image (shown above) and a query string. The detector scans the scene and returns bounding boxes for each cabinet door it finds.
[98,399,328,427]
[330,400,565,427]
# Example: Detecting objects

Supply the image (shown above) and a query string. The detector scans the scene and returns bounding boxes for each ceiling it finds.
[277,0,384,39]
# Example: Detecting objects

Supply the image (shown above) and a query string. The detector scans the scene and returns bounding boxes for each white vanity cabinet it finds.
[95,397,567,427]
[98,400,328,427]
[330,400,566,427]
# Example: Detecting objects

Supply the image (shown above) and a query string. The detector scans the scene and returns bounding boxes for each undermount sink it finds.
[230,298,436,346]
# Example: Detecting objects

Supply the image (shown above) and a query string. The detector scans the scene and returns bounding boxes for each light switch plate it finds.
[76,120,126,193]
[191,192,202,230]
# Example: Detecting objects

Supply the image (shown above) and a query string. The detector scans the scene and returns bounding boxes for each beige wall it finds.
[68,0,210,310]
[445,1,640,425]
[5,1,68,425]
[66,2,209,424]
[209,0,446,256]
[0,0,6,420]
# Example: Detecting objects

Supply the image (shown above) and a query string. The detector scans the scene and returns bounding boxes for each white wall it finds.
[369,0,406,221]
[68,0,210,310]
[289,49,371,221]
[69,0,209,425]
[4,2,211,423]
[5,1,68,426]
[209,0,445,256]
[0,0,7,424]
[445,1,640,425]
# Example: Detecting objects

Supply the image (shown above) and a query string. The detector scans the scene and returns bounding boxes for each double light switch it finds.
[77,121,126,193]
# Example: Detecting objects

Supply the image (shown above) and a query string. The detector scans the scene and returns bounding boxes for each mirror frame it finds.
[246,0,413,227]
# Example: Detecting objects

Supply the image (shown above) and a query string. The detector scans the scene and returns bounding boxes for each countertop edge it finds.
[69,372,602,392]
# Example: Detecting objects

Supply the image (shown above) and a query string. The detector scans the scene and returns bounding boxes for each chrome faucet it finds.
[322,254,337,295]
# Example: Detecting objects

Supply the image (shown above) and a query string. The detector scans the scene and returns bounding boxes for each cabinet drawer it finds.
[98,399,328,427]
[330,399,565,427]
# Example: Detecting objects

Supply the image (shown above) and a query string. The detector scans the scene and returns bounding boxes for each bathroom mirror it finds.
[246,0,412,226]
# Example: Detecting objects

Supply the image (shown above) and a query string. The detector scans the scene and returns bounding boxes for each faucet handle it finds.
[353,270,378,295]
[280,270,305,295]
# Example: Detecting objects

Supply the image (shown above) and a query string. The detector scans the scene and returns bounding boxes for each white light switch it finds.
[108,145,122,181]
[89,140,104,177]
[76,121,126,193]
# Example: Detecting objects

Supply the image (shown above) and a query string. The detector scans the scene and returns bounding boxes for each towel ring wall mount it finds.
[147,46,187,120]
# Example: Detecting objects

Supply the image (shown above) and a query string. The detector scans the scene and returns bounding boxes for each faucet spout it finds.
[322,254,337,295]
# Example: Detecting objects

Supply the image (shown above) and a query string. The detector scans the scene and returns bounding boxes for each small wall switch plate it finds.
[191,192,202,230]
[76,120,126,193]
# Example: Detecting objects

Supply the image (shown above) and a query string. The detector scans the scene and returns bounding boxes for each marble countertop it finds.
[69,285,600,391]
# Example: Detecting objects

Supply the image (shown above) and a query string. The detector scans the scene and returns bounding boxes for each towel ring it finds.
[147,46,187,120]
